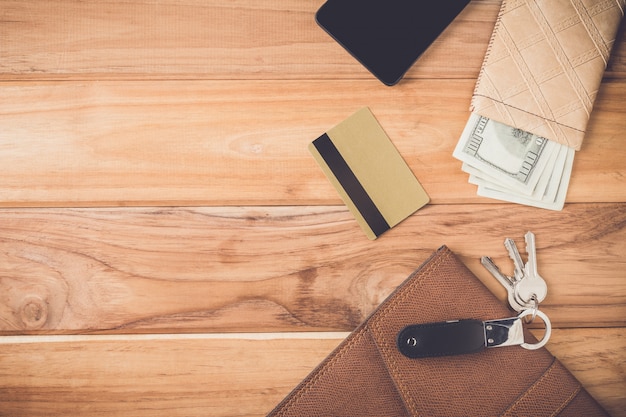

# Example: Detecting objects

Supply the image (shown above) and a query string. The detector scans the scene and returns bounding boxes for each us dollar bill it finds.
[475,146,575,210]
[453,113,575,210]
[453,113,560,195]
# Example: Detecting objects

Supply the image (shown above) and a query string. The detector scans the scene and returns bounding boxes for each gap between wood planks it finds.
[1,327,620,345]
[0,332,351,344]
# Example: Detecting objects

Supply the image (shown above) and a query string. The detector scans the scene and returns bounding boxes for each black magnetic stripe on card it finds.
[313,133,390,237]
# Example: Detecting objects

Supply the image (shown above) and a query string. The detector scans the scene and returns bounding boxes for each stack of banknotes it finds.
[453,113,575,211]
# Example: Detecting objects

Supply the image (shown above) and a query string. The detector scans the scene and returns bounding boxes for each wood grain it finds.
[0,0,495,80]
[0,329,623,417]
[1,204,624,334]
[543,328,626,417]
[1,0,624,80]
[1,0,624,414]
[0,79,624,207]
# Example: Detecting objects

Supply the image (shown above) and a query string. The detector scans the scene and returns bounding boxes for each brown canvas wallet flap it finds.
[471,0,625,150]
[266,246,608,416]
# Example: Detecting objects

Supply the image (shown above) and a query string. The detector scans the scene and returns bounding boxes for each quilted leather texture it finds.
[471,0,625,150]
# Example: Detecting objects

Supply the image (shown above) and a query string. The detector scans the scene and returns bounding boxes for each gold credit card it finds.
[309,107,429,239]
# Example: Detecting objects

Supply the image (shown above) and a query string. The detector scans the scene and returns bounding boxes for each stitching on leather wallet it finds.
[502,358,582,417]
[472,94,585,133]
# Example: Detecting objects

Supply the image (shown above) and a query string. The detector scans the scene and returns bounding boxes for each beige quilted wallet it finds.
[471,0,625,150]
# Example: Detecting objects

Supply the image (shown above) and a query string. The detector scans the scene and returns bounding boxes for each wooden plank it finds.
[1,0,624,81]
[1,204,624,334]
[544,328,626,417]
[0,0,494,81]
[0,79,624,207]
[0,333,338,417]
[0,329,623,417]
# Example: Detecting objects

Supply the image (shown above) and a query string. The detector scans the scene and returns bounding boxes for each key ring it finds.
[519,309,551,350]
[523,294,539,323]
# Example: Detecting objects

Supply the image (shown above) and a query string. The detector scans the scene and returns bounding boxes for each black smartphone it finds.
[316,0,471,86]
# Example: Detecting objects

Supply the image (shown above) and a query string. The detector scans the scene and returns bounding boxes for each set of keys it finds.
[480,231,551,350]
[481,231,548,314]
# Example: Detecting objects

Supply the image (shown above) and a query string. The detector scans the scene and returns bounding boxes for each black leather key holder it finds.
[397,310,551,358]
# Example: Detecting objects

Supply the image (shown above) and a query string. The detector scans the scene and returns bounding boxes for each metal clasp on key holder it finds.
[485,309,552,350]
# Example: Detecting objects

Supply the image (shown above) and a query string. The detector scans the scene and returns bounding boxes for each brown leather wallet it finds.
[266,246,608,416]
[471,0,625,150]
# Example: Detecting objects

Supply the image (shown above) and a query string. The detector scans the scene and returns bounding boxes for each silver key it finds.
[515,231,548,306]
[504,238,525,282]
[481,256,526,312]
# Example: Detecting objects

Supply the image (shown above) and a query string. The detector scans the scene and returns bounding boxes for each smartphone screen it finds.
[316,0,470,86]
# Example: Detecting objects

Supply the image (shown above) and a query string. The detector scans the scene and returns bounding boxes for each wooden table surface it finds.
[1,1,625,416]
